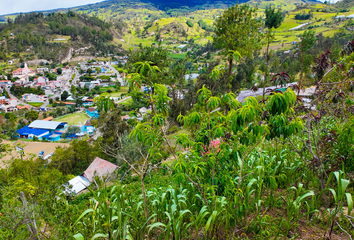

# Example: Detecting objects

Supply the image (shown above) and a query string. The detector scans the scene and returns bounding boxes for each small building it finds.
[42,116,54,121]
[177,44,186,49]
[0,80,11,88]
[81,120,95,134]
[17,105,30,110]
[335,15,345,19]
[237,82,302,102]
[184,73,200,81]
[37,68,49,73]
[63,157,118,195]
[22,93,46,103]
[63,176,91,195]
[83,157,119,182]
[86,107,99,118]
[121,114,130,121]
[55,101,75,106]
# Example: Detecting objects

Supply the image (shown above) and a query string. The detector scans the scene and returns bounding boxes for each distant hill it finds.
[0,11,126,63]
[0,0,320,22]
[334,0,354,10]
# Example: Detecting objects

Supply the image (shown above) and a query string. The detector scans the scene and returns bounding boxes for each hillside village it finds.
[0,57,142,142]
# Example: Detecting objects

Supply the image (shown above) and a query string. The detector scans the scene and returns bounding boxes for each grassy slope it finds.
[271,4,354,49]
[116,2,351,52]
[54,112,90,125]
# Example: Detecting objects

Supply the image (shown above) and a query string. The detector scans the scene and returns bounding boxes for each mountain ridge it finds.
[0,0,322,21]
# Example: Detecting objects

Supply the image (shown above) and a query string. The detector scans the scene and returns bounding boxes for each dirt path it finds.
[0,140,70,168]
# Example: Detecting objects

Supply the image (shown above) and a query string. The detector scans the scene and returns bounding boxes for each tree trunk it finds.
[140,176,149,219]
[262,31,270,101]
[299,53,304,95]
[20,191,38,239]
[228,57,233,93]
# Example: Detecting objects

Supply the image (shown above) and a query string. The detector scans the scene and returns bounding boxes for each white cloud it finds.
[0,0,106,15]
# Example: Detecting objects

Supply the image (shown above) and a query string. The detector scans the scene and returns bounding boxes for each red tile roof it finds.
[55,101,76,105]
[17,105,30,110]
[87,107,97,112]
[42,117,54,121]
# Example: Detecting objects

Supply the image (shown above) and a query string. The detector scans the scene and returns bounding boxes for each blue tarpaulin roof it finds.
[17,126,49,137]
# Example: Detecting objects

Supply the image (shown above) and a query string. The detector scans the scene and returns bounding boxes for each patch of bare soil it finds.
[0,140,70,168]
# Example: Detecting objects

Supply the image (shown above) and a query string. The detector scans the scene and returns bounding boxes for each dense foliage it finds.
[0,11,119,62]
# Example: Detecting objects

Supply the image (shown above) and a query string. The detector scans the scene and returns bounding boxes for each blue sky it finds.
[0,0,106,15]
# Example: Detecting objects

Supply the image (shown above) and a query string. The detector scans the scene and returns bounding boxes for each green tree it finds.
[128,61,161,92]
[61,90,69,101]
[94,93,115,112]
[4,112,17,123]
[70,85,76,95]
[50,139,97,175]
[57,68,62,75]
[262,5,284,100]
[25,110,39,122]
[96,108,129,149]
[213,4,263,92]
[62,125,81,138]
[298,30,316,91]
[87,68,93,76]
[95,67,101,74]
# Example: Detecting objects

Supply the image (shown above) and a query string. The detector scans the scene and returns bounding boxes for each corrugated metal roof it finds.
[17,125,49,136]
[63,175,91,194]
[83,157,118,182]
[237,82,298,102]
[28,120,66,130]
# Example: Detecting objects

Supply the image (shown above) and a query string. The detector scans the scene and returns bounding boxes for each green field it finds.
[27,102,43,107]
[100,86,129,97]
[169,53,187,59]
[54,112,90,126]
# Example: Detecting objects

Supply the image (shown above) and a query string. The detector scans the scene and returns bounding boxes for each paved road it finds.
[107,63,126,86]
[115,96,131,103]
[8,91,31,108]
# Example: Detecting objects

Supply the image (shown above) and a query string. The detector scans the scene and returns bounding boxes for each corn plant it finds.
[323,170,353,239]
[205,196,229,238]
[189,205,210,239]
[73,185,133,240]
[147,204,191,239]
[280,183,315,239]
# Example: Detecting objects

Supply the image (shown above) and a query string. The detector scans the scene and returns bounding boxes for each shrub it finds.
[186,20,194,28]
[167,125,179,135]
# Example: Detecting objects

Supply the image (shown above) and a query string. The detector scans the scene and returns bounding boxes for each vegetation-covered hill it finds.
[0,11,126,63]
[0,0,319,22]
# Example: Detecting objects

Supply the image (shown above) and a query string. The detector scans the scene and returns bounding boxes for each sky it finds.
[0,0,106,15]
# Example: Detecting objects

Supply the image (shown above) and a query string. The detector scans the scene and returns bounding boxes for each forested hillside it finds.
[0,11,126,62]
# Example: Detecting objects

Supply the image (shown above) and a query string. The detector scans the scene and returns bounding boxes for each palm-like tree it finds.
[94,93,115,112]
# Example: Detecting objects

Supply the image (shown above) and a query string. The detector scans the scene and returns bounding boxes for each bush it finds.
[167,125,180,135]
[186,20,194,28]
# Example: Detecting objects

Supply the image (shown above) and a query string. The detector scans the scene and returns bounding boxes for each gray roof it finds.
[28,120,66,130]
[63,175,91,194]
[237,82,298,102]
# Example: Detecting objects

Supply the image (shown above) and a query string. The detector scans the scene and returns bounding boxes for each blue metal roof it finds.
[17,126,49,137]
